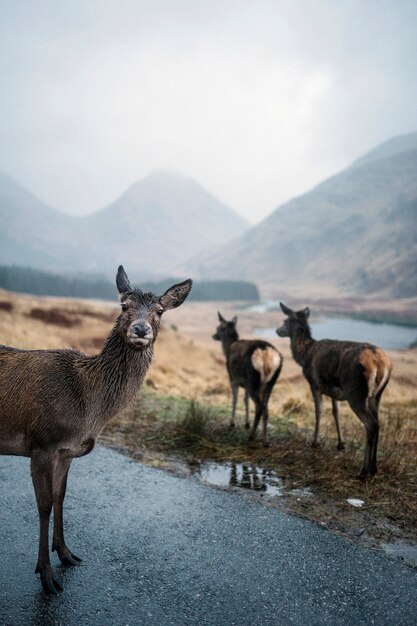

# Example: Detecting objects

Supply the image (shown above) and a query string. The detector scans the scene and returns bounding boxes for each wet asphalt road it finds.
[1,446,416,626]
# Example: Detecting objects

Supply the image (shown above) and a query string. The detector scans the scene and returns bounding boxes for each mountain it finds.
[0,171,80,271]
[0,170,248,279]
[192,133,417,298]
[352,131,417,168]
[81,170,248,276]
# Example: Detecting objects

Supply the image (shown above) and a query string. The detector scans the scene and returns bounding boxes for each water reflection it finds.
[230,463,268,492]
[189,461,284,497]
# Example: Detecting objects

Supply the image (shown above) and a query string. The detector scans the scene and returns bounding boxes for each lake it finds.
[253,316,417,350]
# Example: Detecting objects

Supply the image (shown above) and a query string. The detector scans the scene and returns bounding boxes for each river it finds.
[253,315,417,350]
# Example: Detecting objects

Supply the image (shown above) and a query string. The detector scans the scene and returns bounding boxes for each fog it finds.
[1,0,416,222]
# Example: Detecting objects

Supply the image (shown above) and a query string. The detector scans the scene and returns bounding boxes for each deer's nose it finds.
[133,323,150,338]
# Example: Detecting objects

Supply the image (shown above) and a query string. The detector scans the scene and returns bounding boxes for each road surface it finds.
[0,445,416,625]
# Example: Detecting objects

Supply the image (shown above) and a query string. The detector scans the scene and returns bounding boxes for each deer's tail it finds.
[359,348,392,398]
[252,347,282,399]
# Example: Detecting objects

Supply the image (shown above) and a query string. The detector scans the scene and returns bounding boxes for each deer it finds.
[213,312,283,445]
[0,266,192,594]
[276,303,392,479]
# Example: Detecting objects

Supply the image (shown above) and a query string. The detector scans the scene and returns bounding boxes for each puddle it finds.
[381,540,417,568]
[189,461,313,499]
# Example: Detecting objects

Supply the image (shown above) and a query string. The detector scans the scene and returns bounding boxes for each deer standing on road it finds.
[0,266,192,593]
[213,313,283,445]
[276,303,392,478]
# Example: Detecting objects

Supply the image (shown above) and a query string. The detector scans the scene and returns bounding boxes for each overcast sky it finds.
[1,0,416,223]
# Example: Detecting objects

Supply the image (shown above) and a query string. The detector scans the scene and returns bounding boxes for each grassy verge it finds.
[101,389,417,546]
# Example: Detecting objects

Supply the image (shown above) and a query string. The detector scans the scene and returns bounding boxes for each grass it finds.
[101,389,417,544]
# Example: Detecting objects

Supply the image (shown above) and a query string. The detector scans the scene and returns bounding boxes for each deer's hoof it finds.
[262,441,271,448]
[229,423,236,431]
[60,551,82,567]
[245,423,250,430]
[36,564,63,595]
[311,441,321,449]
[53,543,82,566]
[337,442,346,451]
[358,466,377,480]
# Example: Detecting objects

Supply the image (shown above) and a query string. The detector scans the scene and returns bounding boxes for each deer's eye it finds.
[121,304,128,312]
[157,308,164,316]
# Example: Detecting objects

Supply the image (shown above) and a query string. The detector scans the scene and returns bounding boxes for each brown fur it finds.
[277,303,392,478]
[213,313,282,444]
[0,267,192,594]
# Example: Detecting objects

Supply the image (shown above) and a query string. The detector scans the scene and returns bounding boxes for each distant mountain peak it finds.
[351,131,417,168]
[0,167,249,276]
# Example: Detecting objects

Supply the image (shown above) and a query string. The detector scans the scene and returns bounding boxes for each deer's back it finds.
[305,339,391,399]
[228,339,282,385]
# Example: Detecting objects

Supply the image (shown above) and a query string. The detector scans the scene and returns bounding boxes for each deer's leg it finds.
[52,456,82,566]
[367,400,380,477]
[244,389,250,430]
[248,394,262,442]
[331,399,345,450]
[31,451,63,594]
[230,383,238,429]
[311,387,322,447]
[261,405,270,447]
[261,384,273,447]
[348,399,379,479]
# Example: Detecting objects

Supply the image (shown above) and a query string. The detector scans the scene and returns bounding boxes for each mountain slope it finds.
[0,170,248,278]
[352,131,417,168]
[0,171,80,270]
[193,134,417,298]
[82,170,248,276]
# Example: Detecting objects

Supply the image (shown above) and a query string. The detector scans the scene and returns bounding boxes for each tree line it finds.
[0,265,260,302]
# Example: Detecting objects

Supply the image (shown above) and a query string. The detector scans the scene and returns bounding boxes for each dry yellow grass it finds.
[1,289,415,451]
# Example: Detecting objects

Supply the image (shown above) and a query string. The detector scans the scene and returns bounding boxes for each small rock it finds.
[347,498,365,508]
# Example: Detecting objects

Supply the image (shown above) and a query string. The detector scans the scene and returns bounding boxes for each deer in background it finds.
[0,266,192,594]
[276,303,392,479]
[213,312,283,445]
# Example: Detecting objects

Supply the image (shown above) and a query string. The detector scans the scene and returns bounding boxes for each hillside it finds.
[352,131,417,168]
[191,133,417,298]
[0,171,80,271]
[0,170,248,278]
[82,170,248,276]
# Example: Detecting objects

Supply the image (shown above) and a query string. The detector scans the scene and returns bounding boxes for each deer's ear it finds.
[116,265,132,295]
[280,302,293,316]
[303,307,310,319]
[218,311,226,323]
[159,279,192,311]
[231,316,238,325]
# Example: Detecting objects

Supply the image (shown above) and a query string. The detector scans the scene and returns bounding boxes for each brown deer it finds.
[213,312,283,445]
[276,303,392,479]
[0,266,192,594]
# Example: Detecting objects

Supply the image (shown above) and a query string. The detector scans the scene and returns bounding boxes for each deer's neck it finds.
[221,333,239,360]
[84,322,153,427]
[290,325,315,367]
